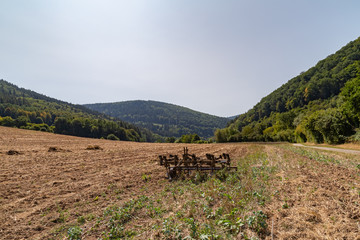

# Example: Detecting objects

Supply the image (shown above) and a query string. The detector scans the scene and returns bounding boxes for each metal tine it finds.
[159,149,237,180]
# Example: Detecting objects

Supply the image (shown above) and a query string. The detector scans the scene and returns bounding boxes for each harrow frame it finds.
[159,147,237,179]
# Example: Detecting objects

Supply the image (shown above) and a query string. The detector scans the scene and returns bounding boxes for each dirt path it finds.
[293,143,360,154]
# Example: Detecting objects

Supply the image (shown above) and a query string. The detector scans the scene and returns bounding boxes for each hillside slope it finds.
[217,37,360,144]
[0,80,155,141]
[84,100,229,138]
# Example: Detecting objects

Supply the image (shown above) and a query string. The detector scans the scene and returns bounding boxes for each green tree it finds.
[54,117,70,134]
[15,115,30,128]
[314,108,352,143]
[0,116,15,127]
[341,77,360,117]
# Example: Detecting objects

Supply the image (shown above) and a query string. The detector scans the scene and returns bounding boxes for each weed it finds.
[77,216,85,224]
[198,224,221,240]
[184,217,198,238]
[85,213,95,221]
[102,195,160,238]
[161,217,183,239]
[40,207,50,217]
[55,205,68,223]
[141,174,151,182]
[247,210,268,234]
[192,171,209,184]
[67,226,82,240]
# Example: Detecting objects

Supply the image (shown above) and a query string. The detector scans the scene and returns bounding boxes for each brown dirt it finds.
[0,126,359,239]
[0,127,247,239]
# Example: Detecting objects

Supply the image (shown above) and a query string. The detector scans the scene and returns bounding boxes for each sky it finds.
[1,1,360,117]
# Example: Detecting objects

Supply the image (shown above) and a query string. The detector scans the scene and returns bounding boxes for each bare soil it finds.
[0,127,246,239]
[0,126,359,239]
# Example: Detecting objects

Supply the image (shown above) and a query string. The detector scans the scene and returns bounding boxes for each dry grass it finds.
[265,145,360,239]
[335,143,360,151]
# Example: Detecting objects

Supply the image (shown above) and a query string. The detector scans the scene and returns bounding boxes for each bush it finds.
[67,226,82,240]
[165,137,176,143]
[106,133,120,141]
[28,123,52,132]
[348,129,360,142]
[177,134,201,143]
[302,108,353,144]
[215,129,228,143]
[0,116,15,127]
[15,116,30,127]
[107,134,120,141]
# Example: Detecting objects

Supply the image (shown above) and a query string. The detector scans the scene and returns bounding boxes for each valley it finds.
[2,3,360,240]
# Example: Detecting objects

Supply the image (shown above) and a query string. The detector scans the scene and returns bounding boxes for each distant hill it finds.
[0,80,155,142]
[84,100,229,138]
[227,115,239,120]
[216,36,360,144]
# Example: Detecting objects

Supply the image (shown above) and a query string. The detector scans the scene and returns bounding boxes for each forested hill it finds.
[216,36,360,144]
[0,80,155,142]
[84,100,229,138]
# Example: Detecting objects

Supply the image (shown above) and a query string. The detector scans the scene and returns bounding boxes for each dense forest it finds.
[84,100,229,138]
[216,37,360,144]
[0,80,155,142]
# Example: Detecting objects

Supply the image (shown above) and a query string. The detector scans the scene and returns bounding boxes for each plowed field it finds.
[0,126,359,239]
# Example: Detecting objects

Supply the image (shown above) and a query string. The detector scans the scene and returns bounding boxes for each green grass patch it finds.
[98,148,277,239]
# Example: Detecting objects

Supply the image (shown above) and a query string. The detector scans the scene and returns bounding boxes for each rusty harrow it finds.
[159,147,237,179]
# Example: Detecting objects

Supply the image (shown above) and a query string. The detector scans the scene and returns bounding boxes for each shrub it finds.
[178,134,202,143]
[348,129,360,142]
[165,137,176,143]
[0,116,15,127]
[67,226,82,240]
[107,134,120,141]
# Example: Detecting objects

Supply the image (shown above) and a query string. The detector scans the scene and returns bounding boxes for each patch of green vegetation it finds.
[55,205,68,224]
[141,174,151,182]
[67,226,82,240]
[96,147,275,239]
[77,216,85,225]
[101,195,163,239]
[286,146,340,165]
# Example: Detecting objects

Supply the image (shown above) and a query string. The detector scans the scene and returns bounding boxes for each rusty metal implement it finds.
[159,147,237,179]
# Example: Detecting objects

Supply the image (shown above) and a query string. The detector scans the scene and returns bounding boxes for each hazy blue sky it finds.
[1,1,360,117]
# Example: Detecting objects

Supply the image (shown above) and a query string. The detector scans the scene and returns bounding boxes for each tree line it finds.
[0,80,156,142]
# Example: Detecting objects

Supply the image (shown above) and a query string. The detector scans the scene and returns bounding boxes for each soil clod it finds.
[7,150,21,155]
[86,145,103,150]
